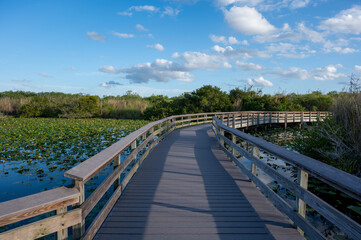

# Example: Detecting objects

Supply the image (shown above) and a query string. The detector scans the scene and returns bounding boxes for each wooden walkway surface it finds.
[94,124,304,240]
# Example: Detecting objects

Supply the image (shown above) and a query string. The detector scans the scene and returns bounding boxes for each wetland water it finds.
[0,118,149,202]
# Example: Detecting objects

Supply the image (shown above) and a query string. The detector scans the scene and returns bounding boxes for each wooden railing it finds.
[212,115,361,240]
[0,111,333,240]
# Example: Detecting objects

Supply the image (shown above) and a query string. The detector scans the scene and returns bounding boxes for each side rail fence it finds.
[212,116,361,240]
[0,111,330,240]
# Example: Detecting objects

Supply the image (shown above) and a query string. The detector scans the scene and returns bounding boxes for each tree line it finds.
[0,86,337,120]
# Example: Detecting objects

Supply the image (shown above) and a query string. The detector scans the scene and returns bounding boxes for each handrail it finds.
[0,111,332,240]
[212,115,361,240]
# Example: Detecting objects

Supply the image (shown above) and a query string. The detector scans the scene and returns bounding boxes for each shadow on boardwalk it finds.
[94,124,303,240]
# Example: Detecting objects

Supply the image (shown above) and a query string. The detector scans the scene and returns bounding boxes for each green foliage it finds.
[0,86,338,120]
[293,76,361,176]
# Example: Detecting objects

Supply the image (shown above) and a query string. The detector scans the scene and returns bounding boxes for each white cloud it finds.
[355,65,361,71]
[228,36,239,44]
[212,45,270,58]
[99,65,121,74]
[224,6,276,35]
[136,24,147,31]
[235,61,263,70]
[312,64,346,81]
[163,7,180,16]
[217,0,263,7]
[298,23,325,43]
[146,43,165,51]
[118,5,158,16]
[210,35,247,45]
[210,35,227,44]
[290,0,310,9]
[319,6,361,34]
[270,64,346,81]
[131,5,157,12]
[123,59,194,83]
[113,32,134,38]
[246,76,273,87]
[40,72,53,78]
[86,32,106,42]
[267,42,315,58]
[175,51,232,70]
[271,67,310,80]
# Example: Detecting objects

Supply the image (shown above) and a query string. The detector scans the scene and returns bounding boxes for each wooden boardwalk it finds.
[94,124,303,240]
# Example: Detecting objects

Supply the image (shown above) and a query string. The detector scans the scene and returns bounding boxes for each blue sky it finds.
[1,0,361,97]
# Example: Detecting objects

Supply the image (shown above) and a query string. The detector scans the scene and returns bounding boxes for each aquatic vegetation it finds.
[0,118,149,201]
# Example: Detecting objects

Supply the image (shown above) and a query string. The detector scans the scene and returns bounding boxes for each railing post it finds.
[221,114,224,124]
[257,113,260,125]
[232,134,236,156]
[300,112,304,128]
[264,112,266,124]
[188,116,191,126]
[277,112,280,123]
[204,114,207,123]
[252,146,258,177]
[269,112,272,126]
[197,115,199,124]
[181,117,183,127]
[220,129,224,147]
[232,114,236,128]
[285,112,288,129]
[57,207,68,240]
[293,111,296,122]
[296,169,309,235]
[309,111,311,122]
[317,111,320,120]
[73,180,85,240]
[227,114,230,126]
[113,154,121,190]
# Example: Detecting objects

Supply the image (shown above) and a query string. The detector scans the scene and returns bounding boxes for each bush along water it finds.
[293,75,361,177]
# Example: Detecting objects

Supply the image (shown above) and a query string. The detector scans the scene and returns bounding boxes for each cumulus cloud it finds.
[246,76,273,87]
[99,65,121,74]
[173,51,232,70]
[146,43,165,51]
[270,64,346,81]
[312,64,346,81]
[113,32,134,38]
[136,24,147,31]
[210,35,227,44]
[40,72,53,78]
[290,0,310,9]
[224,6,276,35]
[319,6,361,34]
[123,59,194,83]
[86,32,106,42]
[235,61,263,70]
[163,7,180,16]
[100,81,123,88]
[212,45,270,58]
[355,65,361,71]
[210,35,248,45]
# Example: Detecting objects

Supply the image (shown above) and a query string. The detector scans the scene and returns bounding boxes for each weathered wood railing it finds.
[212,116,361,240]
[0,111,333,240]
